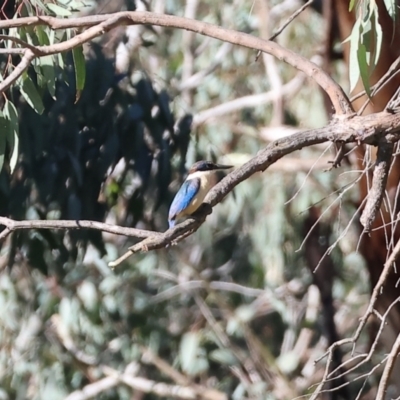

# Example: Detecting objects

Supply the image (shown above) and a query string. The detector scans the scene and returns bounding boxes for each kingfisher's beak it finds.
[214,164,233,170]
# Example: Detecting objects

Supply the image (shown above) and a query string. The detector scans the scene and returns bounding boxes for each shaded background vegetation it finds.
[0,0,395,399]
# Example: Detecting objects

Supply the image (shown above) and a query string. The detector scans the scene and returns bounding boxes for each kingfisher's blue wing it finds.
[168,178,200,227]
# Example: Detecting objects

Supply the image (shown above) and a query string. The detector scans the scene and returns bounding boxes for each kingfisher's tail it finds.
[168,219,176,229]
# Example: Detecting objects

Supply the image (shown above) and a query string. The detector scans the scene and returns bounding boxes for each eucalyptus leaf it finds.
[357,43,371,97]
[72,45,86,102]
[40,56,56,98]
[209,348,237,366]
[383,0,397,19]
[349,18,361,93]
[31,0,48,12]
[3,100,19,173]
[77,281,98,312]
[18,74,45,114]
[372,10,383,70]
[47,3,72,17]
[57,53,65,69]
[0,112,7,173]
[179,332,200,374]
[35,25,50,46]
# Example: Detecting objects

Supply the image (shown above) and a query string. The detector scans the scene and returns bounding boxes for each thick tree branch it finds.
[0,11,352,114]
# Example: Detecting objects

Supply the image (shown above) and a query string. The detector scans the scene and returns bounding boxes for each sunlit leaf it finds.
[3,100,19,173]
[384,0,397,19]
[349,0,357,11]
[349,18,361,93]
[179,332,199,374]
[72,45,86,102]
[277,352,299,374]
[372,9,383,69]
[77,281,98,312]
[209,349,237,366]
[0,111,7,173]
[46,3,72,16]
[57,53,65,69]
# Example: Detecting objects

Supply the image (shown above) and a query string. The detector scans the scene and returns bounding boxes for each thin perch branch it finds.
[375,332,400,400]
[0,216,159,240]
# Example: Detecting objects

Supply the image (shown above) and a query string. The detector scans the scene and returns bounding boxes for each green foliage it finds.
[0,0,94,175]
[347,0,384,94]
[3,100,19,173]
[72,45,86,101]
[18,73,45,114]
[383,0,397,19]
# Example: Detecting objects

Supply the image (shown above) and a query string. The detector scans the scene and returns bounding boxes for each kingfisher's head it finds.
[188,161,233,175]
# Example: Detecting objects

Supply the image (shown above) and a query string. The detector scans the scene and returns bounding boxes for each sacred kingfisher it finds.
[168,160,233,228]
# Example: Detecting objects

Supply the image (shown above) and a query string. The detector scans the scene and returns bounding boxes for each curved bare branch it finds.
[0,11,353,114]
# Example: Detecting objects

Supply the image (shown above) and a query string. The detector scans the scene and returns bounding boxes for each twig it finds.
[193,73,304,126]
[356,54,400,115]
[315,296,400,387]
[49,314,97,366]
[256,0,284,125]
[141,346,192,386]
[65,376,121,400]
[150,280,265,303]
[327,143,347,169]
[108,211,210,268]
[376,332,400,400]
[387,85,400,113]
[0,216,159,240]
[360,140,394,231]
[0,49,35,93]
[311,236,400,399]
[193,293,262,387]
[269,0,315,41]
[102,364,227,400]
[177,42,232,91]
[255,0,315,60]
[0,34,40,53]
[0,11,352,114]
[180,0,199,106]
[140,346,227,400]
